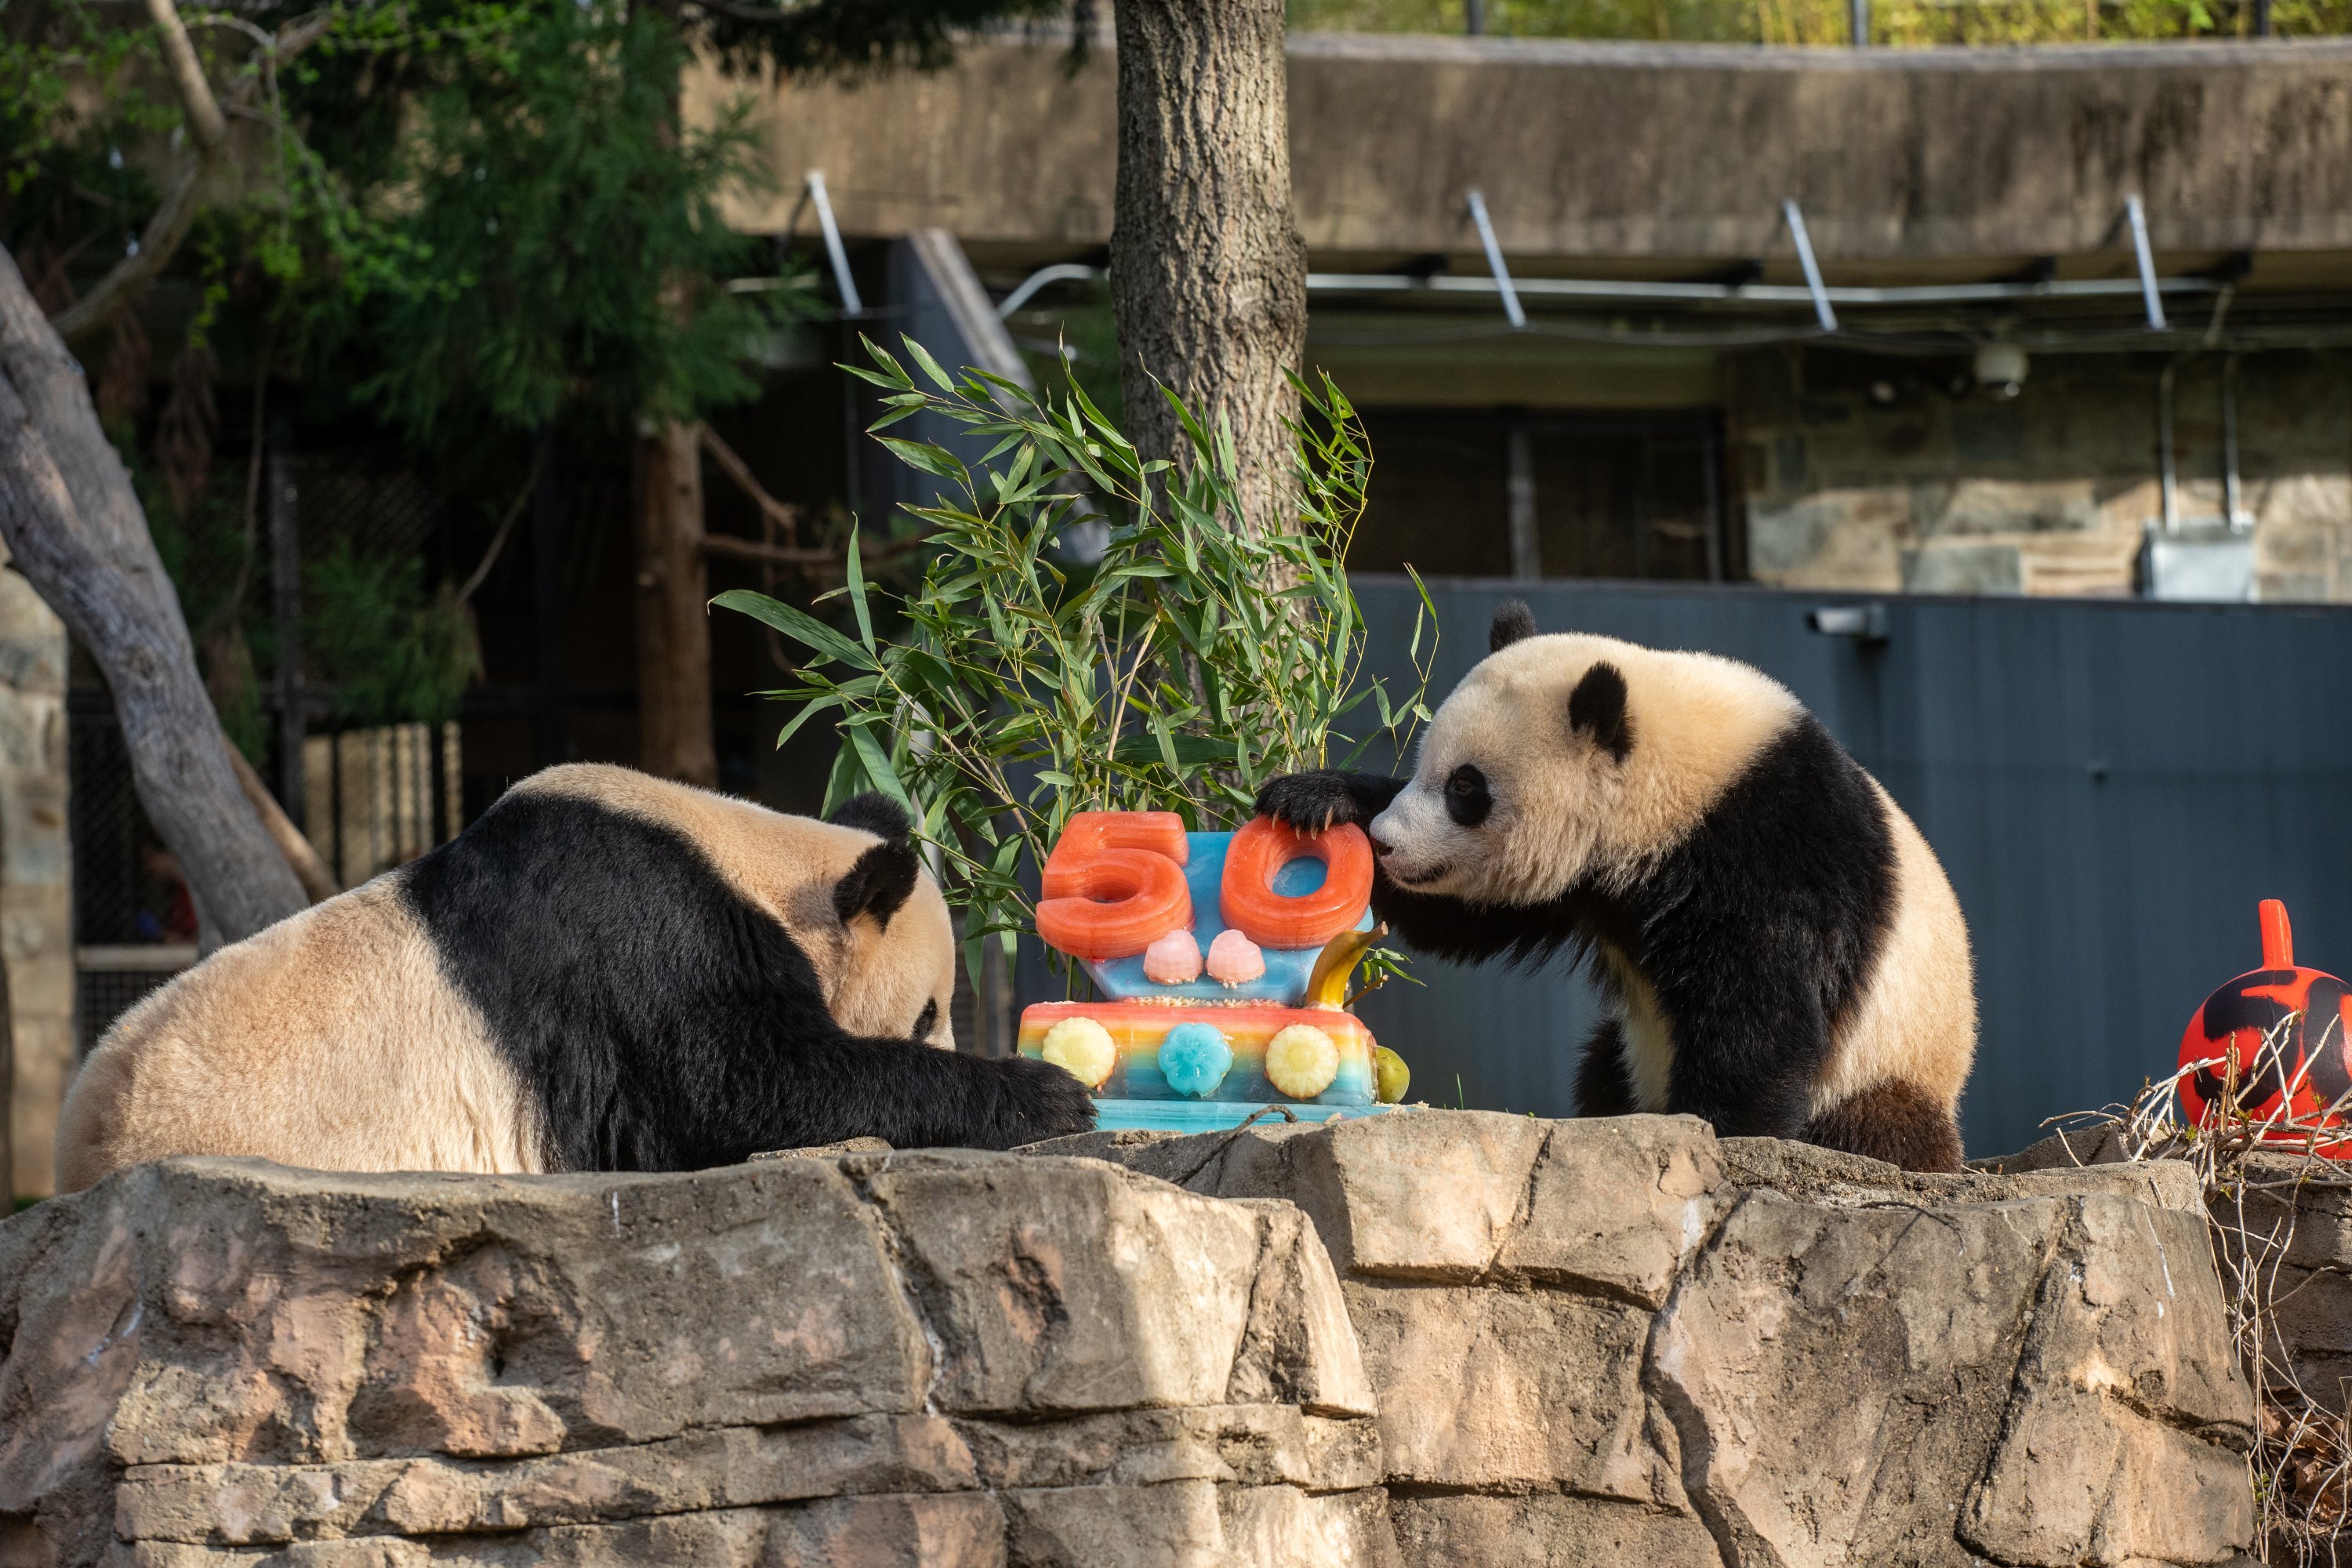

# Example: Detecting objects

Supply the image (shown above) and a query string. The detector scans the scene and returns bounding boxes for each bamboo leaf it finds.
[773,693,844,748]
[844,525,875,652]
[875,437,969,481]
[712,590,880,671]
[846,722,913,809]
[902,336,959,394]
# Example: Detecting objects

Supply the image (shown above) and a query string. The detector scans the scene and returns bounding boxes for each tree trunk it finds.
[0,244,307,945]
[1109,0,1308,535]
[635,419,717,786]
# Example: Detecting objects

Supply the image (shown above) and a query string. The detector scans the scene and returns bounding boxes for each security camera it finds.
[1973,343,2027,400]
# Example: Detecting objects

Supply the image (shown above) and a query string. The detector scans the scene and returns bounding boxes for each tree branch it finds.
[0,241,307,942]
[45,0,335,346]
[699,422,801,545]
[148,0,228,156]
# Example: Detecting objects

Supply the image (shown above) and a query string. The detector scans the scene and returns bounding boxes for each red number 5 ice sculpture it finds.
[1036,812,1192,960]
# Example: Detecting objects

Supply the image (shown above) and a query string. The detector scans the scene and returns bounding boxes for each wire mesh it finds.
[294,452,445,568]
[67,700,178,948]
[74,965,185,1057]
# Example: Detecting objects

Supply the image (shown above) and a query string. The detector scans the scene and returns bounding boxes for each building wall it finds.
[1732,345,2352,598]
[0,569,72,1197]
[698,33,2352,268]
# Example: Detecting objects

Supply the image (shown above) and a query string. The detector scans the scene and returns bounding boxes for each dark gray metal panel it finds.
[1345,578,2352,1159]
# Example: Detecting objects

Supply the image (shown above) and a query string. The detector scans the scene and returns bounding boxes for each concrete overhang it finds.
[691,31,2352,289]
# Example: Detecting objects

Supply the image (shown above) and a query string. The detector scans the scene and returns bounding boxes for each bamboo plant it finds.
[715,336,1436,996]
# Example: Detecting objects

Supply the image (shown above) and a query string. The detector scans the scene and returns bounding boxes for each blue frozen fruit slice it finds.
[1158,1023,1235,1098]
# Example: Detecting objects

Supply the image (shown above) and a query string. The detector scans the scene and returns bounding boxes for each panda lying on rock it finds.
[1258,602,1977,1173]
[56,764,1094,1190]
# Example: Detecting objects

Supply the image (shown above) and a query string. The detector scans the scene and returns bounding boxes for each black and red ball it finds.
[2176,900,2352,1152]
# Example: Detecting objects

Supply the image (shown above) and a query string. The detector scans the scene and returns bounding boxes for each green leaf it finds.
[711,590,879,672]
[773,692,843,748]
[846,722,913,809]
[843,524,875,652]
[902,336,956,393]
[875,437,968,481]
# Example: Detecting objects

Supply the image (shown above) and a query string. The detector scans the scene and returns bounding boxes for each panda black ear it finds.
[828,791,911,843]
[834,838,920,932]
[1568,662,1633,762]
[1489,600,1537,654]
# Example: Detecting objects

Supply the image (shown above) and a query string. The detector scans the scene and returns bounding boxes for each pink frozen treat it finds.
[1142,928,1204,985]
[1205,929,1266,986]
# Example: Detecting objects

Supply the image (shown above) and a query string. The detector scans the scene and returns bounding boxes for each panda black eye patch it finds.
[911,999,938,1041]
[1444,764,1492,826]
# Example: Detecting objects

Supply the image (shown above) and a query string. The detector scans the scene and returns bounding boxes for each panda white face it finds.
[1367,629,1804,910]
[1370,641,1633,906]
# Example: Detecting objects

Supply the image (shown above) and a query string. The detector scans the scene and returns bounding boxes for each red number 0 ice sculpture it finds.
[1220,817,1374,950]
[1036,811,1192,960]
[1038,811,1375,960]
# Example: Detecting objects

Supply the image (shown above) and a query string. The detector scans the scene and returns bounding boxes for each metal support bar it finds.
[1782,200,1838,332]
[996,263,1102,319]
[1850,0,1870,44]
[2126,195,2168,332]
[1465,190,1526,331]
[806,171,863,318]
[1302,270,2222,308]
[2158,360,2180,535]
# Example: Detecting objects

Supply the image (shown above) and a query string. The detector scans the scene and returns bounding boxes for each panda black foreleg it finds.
[752,1035,1098,1153]
[1253,771,1406,834]
[1657,978,1831,1143]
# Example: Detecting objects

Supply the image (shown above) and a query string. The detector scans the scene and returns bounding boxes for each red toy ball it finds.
[2176,900,2352,1152]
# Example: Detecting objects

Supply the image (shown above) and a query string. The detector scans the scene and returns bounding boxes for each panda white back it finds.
[57,765,1094,1190]
[59,880,546,1189]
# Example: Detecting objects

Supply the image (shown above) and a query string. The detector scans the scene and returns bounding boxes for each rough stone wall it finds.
[0,564,71,1199]
[0,1152,1395,1567]
[1735,345,2352,601]
[0,1117,2263,1567]
[1988,1130,2352,1422]
[1045,1111,2259,1568]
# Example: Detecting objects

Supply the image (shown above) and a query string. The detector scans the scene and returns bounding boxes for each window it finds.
[1348,409,1726,582]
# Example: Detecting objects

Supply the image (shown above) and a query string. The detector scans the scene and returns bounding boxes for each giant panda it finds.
[56,764,1094,1190]
[1257,603,1977,1172]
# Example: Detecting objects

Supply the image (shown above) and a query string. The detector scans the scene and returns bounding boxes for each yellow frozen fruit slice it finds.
[1265,1023,1340,1100]
[1040,1016,1117,1089]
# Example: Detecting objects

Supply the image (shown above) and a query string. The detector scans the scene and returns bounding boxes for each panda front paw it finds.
[1254,771,1396,833]
[989,1053,1099,1148]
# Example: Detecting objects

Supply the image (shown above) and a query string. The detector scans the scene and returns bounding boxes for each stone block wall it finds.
[0,563,71,1200]
[1045,1111,2259,1568]
[1,1115,2263,1567]
[2234,1156,2352,1419]
[0,1152,1395,1567]
[1734,345,2352,601]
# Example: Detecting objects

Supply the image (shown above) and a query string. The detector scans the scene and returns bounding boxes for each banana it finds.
[1305,923,1388,1009]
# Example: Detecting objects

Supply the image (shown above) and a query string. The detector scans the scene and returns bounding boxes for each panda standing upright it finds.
[1260,603,1977,1171]
[57,764,1094,1189]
